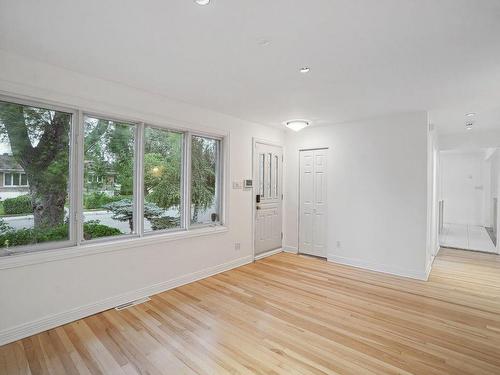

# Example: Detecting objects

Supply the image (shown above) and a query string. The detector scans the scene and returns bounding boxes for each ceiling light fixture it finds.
[286,120,310,131]
[194,0,210,5]
[465,121,474,130]
[465,112,476,117]
[300,67,310,73]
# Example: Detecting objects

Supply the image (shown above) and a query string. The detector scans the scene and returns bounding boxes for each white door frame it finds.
[298,147,329,257]
[252,138,284,261]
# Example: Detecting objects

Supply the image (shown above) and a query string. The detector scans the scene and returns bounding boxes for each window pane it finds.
[143,126,183,232]
[259,153,264,197]
[0,100,71,255]
[191,135,220,225]
[83,116,135,240]
[21,173,28,186]
[4,173,12,186]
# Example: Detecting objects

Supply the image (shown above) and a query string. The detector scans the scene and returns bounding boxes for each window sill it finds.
[0,225,229,270]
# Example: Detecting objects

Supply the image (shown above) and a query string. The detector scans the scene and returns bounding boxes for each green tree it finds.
[84,118,134,195]
[191,136,217,222]
[104,199,178,232]
[0,102,70,229]
[143,128,182,209]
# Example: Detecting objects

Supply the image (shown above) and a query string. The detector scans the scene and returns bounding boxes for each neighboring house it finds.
[0,155,119,200]
[0,154,29,200]
[84,160,118,196]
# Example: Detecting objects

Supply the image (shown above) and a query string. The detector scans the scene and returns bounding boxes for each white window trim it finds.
[0,94,229,268]
[3,172,29,187]
[0,225,229,270]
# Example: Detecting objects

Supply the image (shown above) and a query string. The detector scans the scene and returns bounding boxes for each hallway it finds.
[440,223,498,253]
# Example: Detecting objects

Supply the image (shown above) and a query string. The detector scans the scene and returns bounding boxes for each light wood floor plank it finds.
[1,248,499,374]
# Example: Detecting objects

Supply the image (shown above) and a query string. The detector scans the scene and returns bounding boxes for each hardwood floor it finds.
[1,248,499,374]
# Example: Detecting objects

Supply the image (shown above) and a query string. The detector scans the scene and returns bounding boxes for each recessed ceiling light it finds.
[300,67,310,73]
[286,120,310,131]
[194,0,210,5]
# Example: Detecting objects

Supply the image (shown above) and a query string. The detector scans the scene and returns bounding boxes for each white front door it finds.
[254,142,283,256]
[299,149,328,257]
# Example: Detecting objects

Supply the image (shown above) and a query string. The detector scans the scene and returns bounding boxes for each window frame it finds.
[188,133,224,228]
[79,113,140,244]
[0,94,78,255]
[5,172,29,187]
[0,94,227,262]
[142,124,186,236]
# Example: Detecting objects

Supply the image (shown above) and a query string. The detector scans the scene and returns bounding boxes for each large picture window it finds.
[83,116,136,240]
[191,135,221,225]
[0,100,72,252]
[143,126,183,232]
[0,96,225,258]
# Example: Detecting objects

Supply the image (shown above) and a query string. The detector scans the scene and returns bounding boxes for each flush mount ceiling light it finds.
[465,112,476,117]
[286,120,310,131]
[194,0,210,5]
[300,67,310,73]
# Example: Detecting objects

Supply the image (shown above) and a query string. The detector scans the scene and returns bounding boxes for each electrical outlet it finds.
[234,242,241,251]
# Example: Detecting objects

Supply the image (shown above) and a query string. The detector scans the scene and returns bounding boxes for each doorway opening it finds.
[439,148,500,254]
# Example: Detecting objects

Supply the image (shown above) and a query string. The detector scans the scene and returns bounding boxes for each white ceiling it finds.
[1,0,500,132]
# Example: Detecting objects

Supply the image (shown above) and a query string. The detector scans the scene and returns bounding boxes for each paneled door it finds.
[299,148,328,257]
[254,142,283,256]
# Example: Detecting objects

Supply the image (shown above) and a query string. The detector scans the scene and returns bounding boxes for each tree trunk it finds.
[27,173,67,229]
[193,205,199,223]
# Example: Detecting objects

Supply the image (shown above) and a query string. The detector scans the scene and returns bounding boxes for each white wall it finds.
[439,151,488,226]
[439,130,500,151]
[427,126,440,268]
[284,112,430,279]
[0,51,285,344]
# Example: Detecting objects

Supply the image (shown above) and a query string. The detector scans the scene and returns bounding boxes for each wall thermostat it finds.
[244,179,253,188]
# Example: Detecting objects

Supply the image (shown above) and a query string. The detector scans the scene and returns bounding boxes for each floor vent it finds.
[115,297,151,311]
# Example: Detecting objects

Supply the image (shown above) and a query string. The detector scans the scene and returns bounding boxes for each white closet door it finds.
[299,149,328,257]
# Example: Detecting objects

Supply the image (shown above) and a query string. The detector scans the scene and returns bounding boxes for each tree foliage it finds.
[190,136,217,221]
[0,101,70,229]
[0,101,218,237]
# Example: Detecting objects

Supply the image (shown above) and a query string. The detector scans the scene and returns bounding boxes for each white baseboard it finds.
[0,255,253,346]
[254,248,282,261]
[327,255,429,281]
[283,246,298,254]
